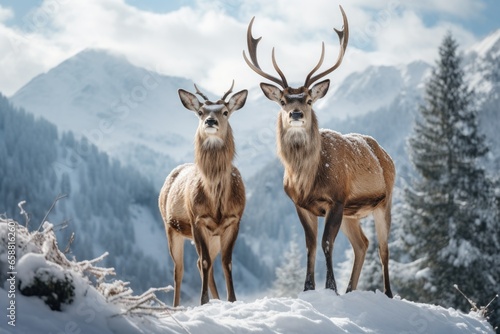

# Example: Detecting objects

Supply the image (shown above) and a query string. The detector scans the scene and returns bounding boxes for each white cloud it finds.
[0,0,491,96]
[403,0,484,18]
[0,6,13,22]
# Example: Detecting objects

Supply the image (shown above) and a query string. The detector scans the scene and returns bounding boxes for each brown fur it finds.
[261,83,395,298]
[244,5,394,297]
[159,87,247,306]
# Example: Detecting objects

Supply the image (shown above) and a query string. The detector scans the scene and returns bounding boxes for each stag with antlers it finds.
[159,81,248,306]
[243,6,395,298]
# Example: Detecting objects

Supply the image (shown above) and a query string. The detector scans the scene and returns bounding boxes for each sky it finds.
[0,0,499,96]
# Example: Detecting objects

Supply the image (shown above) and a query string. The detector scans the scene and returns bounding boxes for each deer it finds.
[243,5,395,298]
[158,81,248,306]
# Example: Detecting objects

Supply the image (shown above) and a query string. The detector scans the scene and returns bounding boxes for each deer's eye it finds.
[197,110,203,116]
[307,99,313,106]
[280,100,286,106]
[223,111,229,117]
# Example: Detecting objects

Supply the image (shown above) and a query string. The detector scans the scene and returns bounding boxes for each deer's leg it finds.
[220,216,240,302]
[193,216,215,305]
[295,205,318,291]
[322,202,344,293]
[373,203,393,298]
[167,228,184,307]
[340,217,368,293]
[208,237,220,300]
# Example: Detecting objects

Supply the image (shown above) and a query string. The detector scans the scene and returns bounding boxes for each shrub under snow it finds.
[0,211,174,317]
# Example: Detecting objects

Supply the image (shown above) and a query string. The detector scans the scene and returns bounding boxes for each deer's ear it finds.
[228,89,248,112]
[260,83,282,104]
[178,89,202,112]
[310,79,330,103]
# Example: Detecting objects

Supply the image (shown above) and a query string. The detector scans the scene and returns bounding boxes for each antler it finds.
[194,83,209,101]
[304,5,349,88]
[220,80,235,101]
[243,17,288,88]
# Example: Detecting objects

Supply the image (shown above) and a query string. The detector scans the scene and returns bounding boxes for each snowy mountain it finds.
[10,49,194,187]
[320,60,430,120]
[9,49,278,184]
[0,94,170,293]
[9,30,500,184]
[0,95,267,301]
[8,48,430,185]
[465,29,500,167]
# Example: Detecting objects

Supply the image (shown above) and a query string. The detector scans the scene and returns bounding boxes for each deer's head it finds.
[243,5,348,140]
[178,81,248,147]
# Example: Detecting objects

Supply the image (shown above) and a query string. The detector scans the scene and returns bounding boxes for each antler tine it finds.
[194,83,209,101]
[304,42,325,87]
[221,79,235,101]
[272,48,288,88]
[304,5,349,88]
[243,17,288,88]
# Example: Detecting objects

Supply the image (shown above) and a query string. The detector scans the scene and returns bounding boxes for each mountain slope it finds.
[1,93,269,299]
[9,49,279,184]
[10,49,195,186]
[8,49,430,184]
[320,60,430,120]
[0,93,168,293]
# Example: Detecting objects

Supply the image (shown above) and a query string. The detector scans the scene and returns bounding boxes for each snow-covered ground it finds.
[0,216,494,334]
[1,287,494,333]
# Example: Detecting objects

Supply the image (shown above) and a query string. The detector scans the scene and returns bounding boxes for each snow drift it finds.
[0,214,494,334]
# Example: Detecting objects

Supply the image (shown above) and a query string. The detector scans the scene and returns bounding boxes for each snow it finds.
[130,204,168,266]
[1,217,494,333]
[1,288,493,333]
[471,30,500,58]
[202,104,224,112]
[286,93,306,99]
[8,48,279,181]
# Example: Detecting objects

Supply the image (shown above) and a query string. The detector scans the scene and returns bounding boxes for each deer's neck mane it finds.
[277,112,321,195]
[195,127,235,199]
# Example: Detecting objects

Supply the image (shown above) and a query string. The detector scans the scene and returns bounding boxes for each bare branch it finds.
[18,200,30,228]
[63,232,75,254]
[37,193,68,232]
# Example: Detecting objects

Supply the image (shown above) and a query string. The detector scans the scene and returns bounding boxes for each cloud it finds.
[0,6,13,22]
[0,0,491,96]
[404,0,484,18]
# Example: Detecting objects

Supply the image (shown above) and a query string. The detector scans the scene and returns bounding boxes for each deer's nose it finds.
[290,110,304,120]
[205,118,218,127]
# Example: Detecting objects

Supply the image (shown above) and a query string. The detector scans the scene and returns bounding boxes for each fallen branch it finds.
[454,284,498,318]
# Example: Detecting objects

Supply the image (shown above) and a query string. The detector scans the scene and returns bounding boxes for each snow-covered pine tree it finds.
[272,237,304,298]
[396,32,499,326]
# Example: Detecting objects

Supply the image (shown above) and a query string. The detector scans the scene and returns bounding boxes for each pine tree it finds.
[397,33,499,325]
[272,238,304,298]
